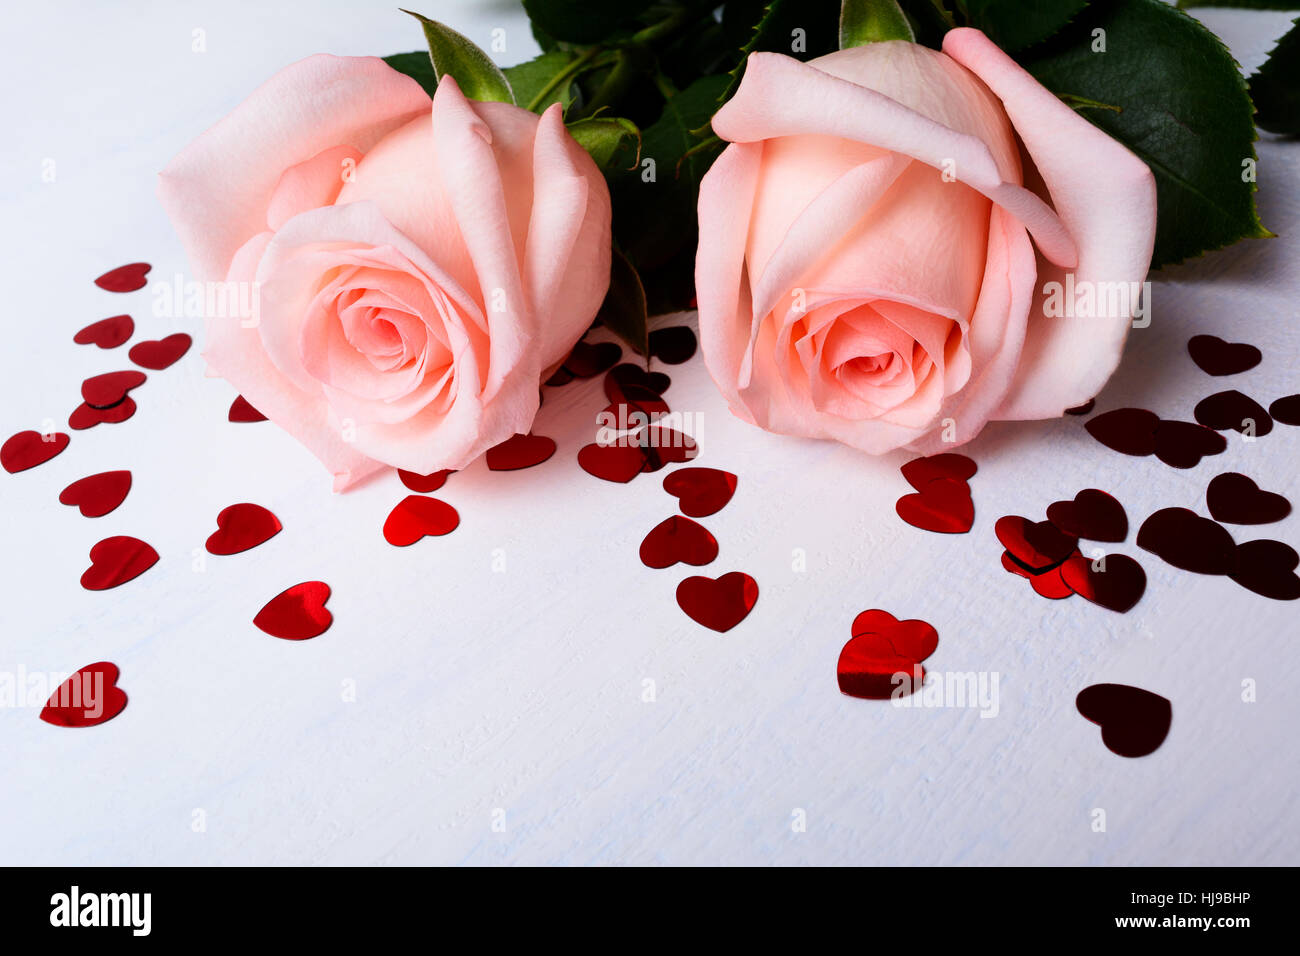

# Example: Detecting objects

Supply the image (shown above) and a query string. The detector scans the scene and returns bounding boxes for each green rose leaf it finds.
[566,117,642,169]
[597,248,650,355]
[839,0,916,48]
[1020,0,1269,267]
[400,10,514,104]
[502,50,584,113]
[1179,1,1300,9]
[383,51,440,98]
[961,0,1089,53]
[1249,17,1300,134]
[521,0,655,45]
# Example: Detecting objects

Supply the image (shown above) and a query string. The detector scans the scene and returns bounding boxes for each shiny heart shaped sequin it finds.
[205,503,282,555]
[485,433,556,471]
[562,340,622,378]
[1229,539,1300,601]
[1076,683,1171,758]
[1085,408,1159,457]
[253,581,332,640]
[80,535,158,590]
[228,395,266,422]
[1151,419,1227,468]
[40,662,128,727]
[81,370,146,409]
[1194,389,1273,436]
[94,262,151,292]
[1046,489,1127,542]
[605,363,670,400]
[639,515,718,569]
[676,572,758,633]
[638,427,698,472]
[578,442,650,483]
[1270,394,1300,426]
[1001,551,1075,600]
[128,333,191,370]
[662,467,737,517]
[837,609,938,699]
[995,515,1078,572]
[647,326,697,365]
[900,453,977,491]
[896,478,973,534]
[398,468,452,493]
[1136,507,1236,575]
[69,397,137,430]
[74,314,134,349]
[1207,472,1291,525]
[59,470,131,518]
[1060,553,1147,613]
[2,430,69,473]
[1187,334,1261,376]
[382,495,460,546]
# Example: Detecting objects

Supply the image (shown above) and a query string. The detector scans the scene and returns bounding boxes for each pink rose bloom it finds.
[696,29,1156,454]
[160,55,611,489]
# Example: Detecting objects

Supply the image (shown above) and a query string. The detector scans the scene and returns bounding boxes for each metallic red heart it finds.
[94,262,151,292]
[1045,489,1127,542]
[74,314,134,349]
[80,536,158,590]
[1076,684,1171,758]
[383,495,460,546]
[206,503,282,555]
[676,572,758,633]
[639,515,718,569]
[129,333,191,370]
[662,467,737,517]
[253,581,332,640]
[59,470,132,518]
[2,430,69,472]
[40,662,128,728]
[896,478,973,534]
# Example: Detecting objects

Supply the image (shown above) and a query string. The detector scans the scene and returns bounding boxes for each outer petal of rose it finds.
[712,52,1076,269]
[942,28,1157,418]
[158,54,430,281]
[266,145,364,232]
[203,232,385,491]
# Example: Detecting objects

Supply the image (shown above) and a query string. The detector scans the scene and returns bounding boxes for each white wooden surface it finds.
[1,1,1297,865]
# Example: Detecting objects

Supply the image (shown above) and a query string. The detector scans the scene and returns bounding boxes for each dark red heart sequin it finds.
[254,581,332,640]
[59,470,131,518]
[1270,394,1300,426]
[639,515,718,569]
[94,262,151,292]
[1187,334,1261,376]
[995,515,1078,572]
[2,430,69,473]
[1076,684,1171,757]
[80,535,158,590]
[1085,408,1159,456]
[896,478,974,534]
[676,572,758,632]
[648,326,697,365]
[1001,551,1075,600]
[40,662,128,728]
[74,314,134,349]
[228,395,266,422]
[604,363,670,400]
[1136,507,1236,575]
[398,468,452,493]
[205,503,282,555]
[837,610,938,699]
[485,433,556,471]
[638,427,698,472]
[545,366,575,387]
[1151,419,1227,468]
[663,467,737,517]
[900,453,977,491]
[578,442,646,483]
[383,495,460,546]
[1060,553,1146,613]
[81,370,146,409]
[1064,399,1095,416]
[1046,489,1127,542]
[562,340,622,378]
[1229,539,1300,601]
[69,397,137,430]
[128,333,191,370]
[1207,472,1291,525]
[1194,389,1273,436]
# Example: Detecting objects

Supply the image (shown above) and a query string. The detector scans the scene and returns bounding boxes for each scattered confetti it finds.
[1136,507,1236,575]
[676,572,758,632]
[662,467,736,517]
[1269,394,1300,426]
[837,609,937,700]
[69,397,137,430]
[81,370,146,409]
[1046,489,1127,542]
[398,468,452,493]
[648,326,697,365]
[205,503,282,555]
[382,495,460,546]
[228,395,267,422]
[1076,683,1171,757]
[639,515,718,569]
[562,340,622,378]
[39,662,128,728]
[94,262,151,292]
[2,430,69,473]
[58,470,132,518]
[253,581,332,640]
[896,477,974,534]
[1001,551,1075,600]
[578,441,647,483]
[1229,539,1300,601]
[1060,553,1147,613]
[1064,399,1095,416]
[74,314,134,349]
[1085,407,1159,457]
[1194,389,1273,436]
[995,516,1078,572]
[80,535,158,590]
[1151,419,1226,468]
[900,453,977,490]
[1187,334,1261,376]
[128,333,191,370]
[485,433,556,471]
[1206,473,1291,525]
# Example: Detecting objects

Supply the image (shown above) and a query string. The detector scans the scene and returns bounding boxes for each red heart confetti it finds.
[1046,489,1127,542]
[205,503,282,555]
[1194,389,1273,436]
[485,433,556,471]
[94,262,151,292]
[605,363,670,400]
[1076,684,1171,758]
[648,326,698,365]
[1207,472,1291,525]
[639,427,699,472]
[398,468,452,493]
[1151,419,1227,468]
[58,470,132,518]
[74,314,134,349]
[663,467,737,517]
[1064,399,1095,416]
[900,453,977,491]
[1187,334,1261,376]
[837,609,938,700]
[2,430,69,473]
[253,581,332,640]
[69,397,137,430]
[81,370,146,409]
[1085,407,1159,457]
[1270,394,1300,426]
[80,535,158,590]
[128,333,191,370]
[1001,551,1075,600]
[995,515,1078,572]
[1136,507,1236,575]
[639,515,718,569]
[1060,553,1147,613]
[383,495,460,546]
[896,478,974,534]
[578,441,647,483]
[562,340,622,378]
[676,572,759,633]
[228,395,267,422]
[1229,539,1300,601]
[545,366,575,387]
[39,662,128,728]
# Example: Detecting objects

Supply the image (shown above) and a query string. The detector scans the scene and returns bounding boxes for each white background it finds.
[1,1,1297,865]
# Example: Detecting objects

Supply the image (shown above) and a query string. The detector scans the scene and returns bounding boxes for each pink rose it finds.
[695,29,1156,454]
[160,55,611,489]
